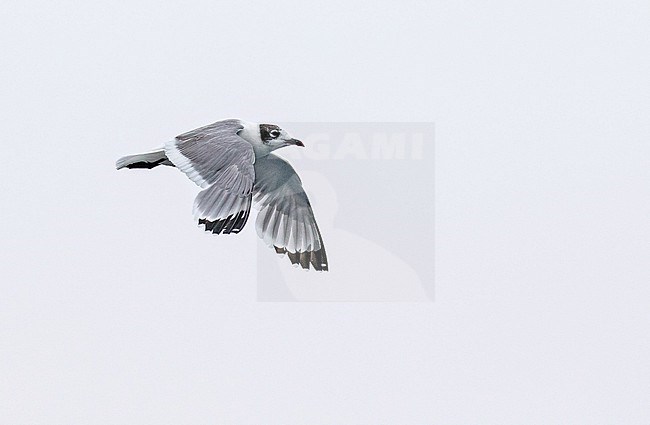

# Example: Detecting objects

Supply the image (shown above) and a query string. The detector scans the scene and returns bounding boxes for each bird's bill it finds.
[287,138,304,147]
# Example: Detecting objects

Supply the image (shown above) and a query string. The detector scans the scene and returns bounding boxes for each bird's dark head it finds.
[259,123,304,150]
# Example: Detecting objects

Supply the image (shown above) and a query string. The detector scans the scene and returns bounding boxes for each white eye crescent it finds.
[270,130,280,138]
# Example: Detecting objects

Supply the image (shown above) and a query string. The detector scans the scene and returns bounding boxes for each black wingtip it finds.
[198,210,250,235]
[274,246,329,271]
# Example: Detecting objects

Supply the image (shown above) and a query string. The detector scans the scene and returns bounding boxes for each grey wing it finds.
[253,154,328,271]
[165,119,256,234]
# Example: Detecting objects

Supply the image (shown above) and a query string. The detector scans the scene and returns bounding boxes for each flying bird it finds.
[116,119,328,271]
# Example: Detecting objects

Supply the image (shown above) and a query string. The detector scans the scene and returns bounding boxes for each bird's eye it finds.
[270,130,280,138]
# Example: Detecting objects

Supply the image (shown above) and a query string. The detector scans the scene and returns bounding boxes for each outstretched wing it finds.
[165,119,255,234]
[253,154,328,271]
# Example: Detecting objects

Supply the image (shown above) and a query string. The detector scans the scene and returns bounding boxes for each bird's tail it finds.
[115,149,174,170]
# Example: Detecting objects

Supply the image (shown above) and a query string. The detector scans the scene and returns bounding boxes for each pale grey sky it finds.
[1,0,649,423]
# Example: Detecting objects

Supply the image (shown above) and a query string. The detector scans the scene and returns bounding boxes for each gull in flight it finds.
[116,119,328,271]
